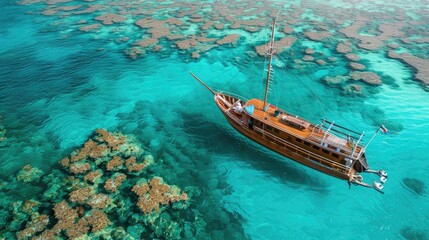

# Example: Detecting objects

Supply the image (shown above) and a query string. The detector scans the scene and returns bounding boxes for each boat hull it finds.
[216,99,351,181]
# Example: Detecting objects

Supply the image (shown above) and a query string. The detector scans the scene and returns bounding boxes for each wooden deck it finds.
[246,98,313,139]
[245,98,361,157]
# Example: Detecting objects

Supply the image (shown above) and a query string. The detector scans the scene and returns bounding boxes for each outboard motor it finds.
[373,181,384,191]
[365,169,388,184]
[378,169,388,184]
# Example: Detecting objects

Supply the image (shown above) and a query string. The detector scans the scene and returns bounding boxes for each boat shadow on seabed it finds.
[180,112,330,193]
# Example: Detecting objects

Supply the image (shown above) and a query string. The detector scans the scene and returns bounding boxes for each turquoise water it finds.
[1,0,429,239]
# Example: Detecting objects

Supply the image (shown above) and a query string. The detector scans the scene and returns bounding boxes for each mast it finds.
[190,71,216,95]
[262,18,277,111]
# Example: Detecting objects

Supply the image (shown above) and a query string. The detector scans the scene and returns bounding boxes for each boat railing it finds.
[253,126,350,173]
[218,91,249,102]
[307,123,366,160]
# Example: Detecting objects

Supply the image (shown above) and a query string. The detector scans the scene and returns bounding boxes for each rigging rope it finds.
[276,52,362,132]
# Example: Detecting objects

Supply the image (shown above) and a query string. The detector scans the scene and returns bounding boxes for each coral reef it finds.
[387,51,429,85]
[104,173,126,192]
[132,177,189,214]
[16,165,44,183]
[95,13,126,25]
[349,71,382,85]
[349,62,366,70]
[16,0,429,94]
[106,155,123,171]
[0,129,209,239]
[336,42,352,54]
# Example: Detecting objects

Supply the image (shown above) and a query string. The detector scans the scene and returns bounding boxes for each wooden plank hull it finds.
[218,103,351,181]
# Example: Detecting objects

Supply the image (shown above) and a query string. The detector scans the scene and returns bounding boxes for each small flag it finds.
[379,124,388,134]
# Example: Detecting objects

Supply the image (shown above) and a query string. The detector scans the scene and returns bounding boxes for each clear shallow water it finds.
[1,0,429,239]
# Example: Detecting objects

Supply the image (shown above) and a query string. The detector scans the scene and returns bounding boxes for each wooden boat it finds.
[190,18,388,192]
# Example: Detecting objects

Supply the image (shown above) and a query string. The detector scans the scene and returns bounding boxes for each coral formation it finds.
[216,34,240,45]
[387,51,429,85]
[69,162,91,174]
[104,173,126,192]
[16,165,44,183]
[349,71,382,85]
[336,42,352,53]
[16,214,49,240]
[1,129,205,239]
[349,62,366,70]
[304,31,331,41]
[95,13,126,25]
[132,177,189,214]
[69,187,92,204]
[106,155,123,171]
[16,0,429,94]
[83,170,103,183]
[87,193,111,209]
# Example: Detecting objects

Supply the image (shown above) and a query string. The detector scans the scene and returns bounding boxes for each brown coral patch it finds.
[345,53,360,61]
[17,214,49,240]
[255,36,296,56]
[302,55,314,62]
[216,34,240,45]
[136,38,159,48]
[87,193,111,209]
[192,52,200,59]
[339,20,405,51]
[22,200,40,215]
[244,26,260,33]
[336,42,352,53]
[106,155,124,171]
[52,201,78,233]
[196,36,217,43]
[316,59,326,65]
[79,24,101,32]
[125,156,145,172]
[282,24,294,34]
[60,157,70,167]
[16,165,43,183]
[104,173,126,192]
[152,45,163,52]
[95,129,126,151]
[165,18,183,26]
[74,4,103,14]
[70,138,108,162]
[47,0,71,4]
[175,37,199,50]
[305,48,315,55]
[388,51,429,85]
[214,23,224,30]
[83,170,103,183]
[304,31,331,41]
[201,21,214,30]
[147,26,171,39]
[69,187,92,204]
[167,35,186,40]
[349,62,366,70]
[132,177,188,214]
[95,13,126,25]
[349,71,382,85]
[135,18,166,31]
[85,210,109,232]
[69,162,91,174]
